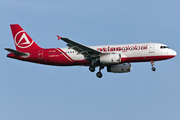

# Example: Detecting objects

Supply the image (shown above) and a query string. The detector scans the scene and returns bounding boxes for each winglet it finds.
[57,35,62,40]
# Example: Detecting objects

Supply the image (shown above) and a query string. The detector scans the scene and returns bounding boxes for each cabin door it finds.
[38,49,44,59]
[149,43,155,53]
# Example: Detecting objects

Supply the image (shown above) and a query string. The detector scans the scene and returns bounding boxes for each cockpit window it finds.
[160,46,169,49]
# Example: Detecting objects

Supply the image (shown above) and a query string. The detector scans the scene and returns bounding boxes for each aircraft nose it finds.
[171,49,177,56]
[173,50,177,56]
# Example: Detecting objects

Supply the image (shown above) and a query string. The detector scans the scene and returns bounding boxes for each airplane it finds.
[5,24,177,78]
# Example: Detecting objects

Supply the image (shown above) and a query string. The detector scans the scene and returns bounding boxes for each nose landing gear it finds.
[151,61,156,71]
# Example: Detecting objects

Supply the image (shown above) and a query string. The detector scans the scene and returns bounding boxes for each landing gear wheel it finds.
[151,61,156,72]
[96,72,103,78]
[152,67,156,71]
[89,65,95,72]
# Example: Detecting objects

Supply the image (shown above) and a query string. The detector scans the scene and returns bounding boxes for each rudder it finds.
[10,24,42,52]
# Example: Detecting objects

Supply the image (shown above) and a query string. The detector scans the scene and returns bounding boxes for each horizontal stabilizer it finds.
[4,48,29,56]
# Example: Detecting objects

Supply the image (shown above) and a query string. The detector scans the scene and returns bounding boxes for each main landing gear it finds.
[96,66,104,78]
[89,65,95,72]
[89,65,104,78]
[151,61,156,71]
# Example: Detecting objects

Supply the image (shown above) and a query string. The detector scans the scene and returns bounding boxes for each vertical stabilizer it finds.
[10,24,42,52]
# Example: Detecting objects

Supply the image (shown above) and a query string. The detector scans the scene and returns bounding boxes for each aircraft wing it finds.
[60,37,102,59]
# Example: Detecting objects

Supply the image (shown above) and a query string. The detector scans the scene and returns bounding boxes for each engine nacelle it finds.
[100,54,121,64]
[107,63,131,73]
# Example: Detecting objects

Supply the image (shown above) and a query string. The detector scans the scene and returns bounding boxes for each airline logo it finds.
[97,45,148,52]
[14,30,34,48]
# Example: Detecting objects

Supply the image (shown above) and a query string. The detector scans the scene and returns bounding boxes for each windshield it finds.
[160,46,169,49]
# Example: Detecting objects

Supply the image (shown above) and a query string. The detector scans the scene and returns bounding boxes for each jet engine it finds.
[107,63,131,73]
[99,54,121,64]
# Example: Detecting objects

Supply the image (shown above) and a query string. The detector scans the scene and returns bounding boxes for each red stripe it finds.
[56,48,74,62]
[122,55,175,62]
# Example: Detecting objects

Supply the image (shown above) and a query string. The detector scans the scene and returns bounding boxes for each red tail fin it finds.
[10,24,42,52]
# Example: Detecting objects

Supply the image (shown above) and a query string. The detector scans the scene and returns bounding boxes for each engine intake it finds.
[107,63,131,73]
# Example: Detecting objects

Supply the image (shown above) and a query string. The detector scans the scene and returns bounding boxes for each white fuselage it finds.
[60,43,176,62]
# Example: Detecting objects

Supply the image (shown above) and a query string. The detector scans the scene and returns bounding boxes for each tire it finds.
[152,67,156,71]
[96,72,103,78]
[89,65,95,72]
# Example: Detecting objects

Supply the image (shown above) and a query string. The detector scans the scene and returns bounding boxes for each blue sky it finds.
[0,0,180,120]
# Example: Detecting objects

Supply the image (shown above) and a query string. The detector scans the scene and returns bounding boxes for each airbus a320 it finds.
[5,24,177,78]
